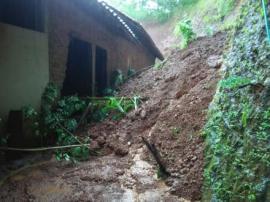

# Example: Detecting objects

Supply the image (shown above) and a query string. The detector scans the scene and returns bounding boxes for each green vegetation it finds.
[219,76,252,90]
[203,1,270,201]
[174,19,196,48]
[105,0,239,30]
[23,84,90,162]
[0,136,7,147]
[127,67,136,78]
[171,127,181,138]
[104,0,183,22]
[111,69,125,89]
[21,83,140,162]
[109,67,137,95]
[171,0,240,38]
[153,59,167,70]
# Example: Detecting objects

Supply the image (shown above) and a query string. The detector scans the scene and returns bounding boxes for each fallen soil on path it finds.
[0,33,226,202]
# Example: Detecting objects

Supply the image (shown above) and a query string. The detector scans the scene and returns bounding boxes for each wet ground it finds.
[0,148,187,202]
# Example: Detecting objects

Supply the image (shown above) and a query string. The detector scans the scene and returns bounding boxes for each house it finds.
[0,0,163,119]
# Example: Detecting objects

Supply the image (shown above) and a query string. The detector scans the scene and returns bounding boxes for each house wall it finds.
[0,23,49,119]
[48,0,155,89]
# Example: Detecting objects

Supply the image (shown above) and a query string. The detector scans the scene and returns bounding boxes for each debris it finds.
[140,110,147,119]
[89,141,100,150]
[114,146,129,157]
[96,136,106,146]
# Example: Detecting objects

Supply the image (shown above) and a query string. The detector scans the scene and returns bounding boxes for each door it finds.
[62,38,92,97]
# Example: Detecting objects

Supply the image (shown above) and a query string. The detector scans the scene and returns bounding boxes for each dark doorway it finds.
[95,46,108,96]
[62,38,92,97]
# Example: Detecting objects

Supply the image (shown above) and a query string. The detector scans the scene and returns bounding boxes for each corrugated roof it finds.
[75,0,164,60]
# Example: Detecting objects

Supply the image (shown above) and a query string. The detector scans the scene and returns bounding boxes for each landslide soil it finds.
[0,33,226,202]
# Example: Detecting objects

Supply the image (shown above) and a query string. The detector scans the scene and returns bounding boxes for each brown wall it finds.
[47,0,155,89]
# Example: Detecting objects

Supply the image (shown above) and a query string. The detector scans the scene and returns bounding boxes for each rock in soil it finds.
[207,55,223,69]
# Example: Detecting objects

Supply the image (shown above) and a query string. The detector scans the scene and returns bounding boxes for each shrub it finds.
[102,88,117,96]
[111,69,125,89]
[174,19,196,48]
[219,76,252,90]
[127,67,136,78]
[153,59,167,70]
[22,84,90,162]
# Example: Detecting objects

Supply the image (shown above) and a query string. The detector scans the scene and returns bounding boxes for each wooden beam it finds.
[92,44,96,96]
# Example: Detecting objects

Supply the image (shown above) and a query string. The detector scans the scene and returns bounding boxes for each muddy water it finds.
[0,146,189,202]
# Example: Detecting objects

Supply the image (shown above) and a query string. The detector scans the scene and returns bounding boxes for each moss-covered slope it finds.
[203,0,270,201]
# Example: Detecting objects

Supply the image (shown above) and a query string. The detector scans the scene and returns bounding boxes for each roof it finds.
[75,0,164,60]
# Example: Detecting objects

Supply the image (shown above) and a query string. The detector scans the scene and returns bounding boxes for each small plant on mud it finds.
[174,19,196,49]
[171,127,181,138]
[154,59,167,70]
[111,69,126,89]
[127,67,136,78]
[157,167,167,179]
[91,96,141,122]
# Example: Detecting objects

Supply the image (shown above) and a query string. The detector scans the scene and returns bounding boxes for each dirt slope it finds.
[0,33,226,202]
[92,32,226,200]
[143,21,179,56]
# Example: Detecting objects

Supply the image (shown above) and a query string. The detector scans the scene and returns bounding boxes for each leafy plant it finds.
[111,69,125,89]
[42,93,90,162]
[102,88,117,96]
[20,84,90,162]
[91,96,140,122]
[174,19,196,48]
[153,59,167,70]
[220,76,251,90]
[127,67,136,78]
[171,127,181,138]
[22,106,43,145]
[18,82,141,163]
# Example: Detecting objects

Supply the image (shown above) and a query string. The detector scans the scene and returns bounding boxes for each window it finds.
[0,0,44,32]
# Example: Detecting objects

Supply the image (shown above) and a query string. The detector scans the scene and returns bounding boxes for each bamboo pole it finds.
[262,0,270,42]
[0,144,90,152]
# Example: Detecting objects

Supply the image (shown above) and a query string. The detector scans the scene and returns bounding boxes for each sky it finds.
[103,0,159,10]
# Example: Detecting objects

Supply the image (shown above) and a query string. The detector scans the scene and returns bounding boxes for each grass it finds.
[172,0,240,36]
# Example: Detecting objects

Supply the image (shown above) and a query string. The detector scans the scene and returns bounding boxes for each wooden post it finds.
[92,44,96,96]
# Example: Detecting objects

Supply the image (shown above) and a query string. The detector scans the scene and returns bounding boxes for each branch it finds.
[141,137,170,177]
